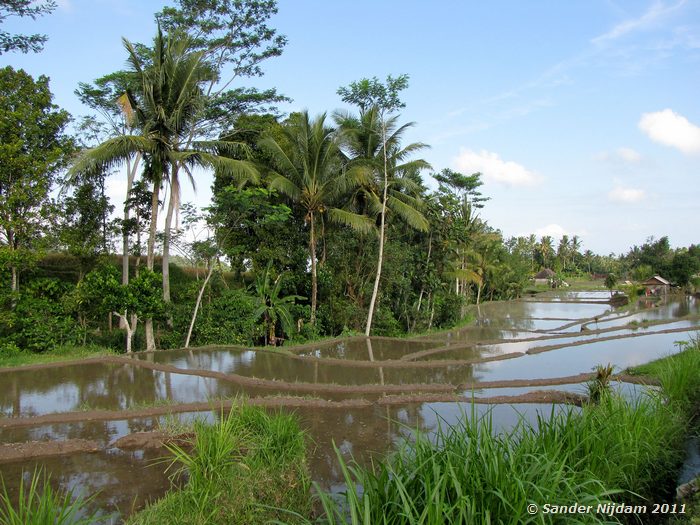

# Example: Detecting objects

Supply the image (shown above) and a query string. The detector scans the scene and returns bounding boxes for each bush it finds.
[431,292,466,329]
[189,288,261,347]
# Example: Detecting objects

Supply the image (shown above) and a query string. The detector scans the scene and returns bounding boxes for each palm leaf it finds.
[326,208,375,234]
[387,195,429,231]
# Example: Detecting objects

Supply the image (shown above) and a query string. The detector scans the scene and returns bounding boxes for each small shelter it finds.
[642,275,670,296]
[534,268,556,286]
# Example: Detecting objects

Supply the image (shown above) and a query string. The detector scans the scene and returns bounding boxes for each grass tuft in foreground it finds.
[127,405,312,525]
[0,468,100,525]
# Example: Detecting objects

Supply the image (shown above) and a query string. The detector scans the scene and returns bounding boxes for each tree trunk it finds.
[145,180,160,352]
[269,322,276,346]
[162,170,178,328]
[11,265,17,294]
[147,181,159,270]
[162,168,178,301]
[121,154,141,328]
[184,260,215,348]
[309,211,318,325]
[365,123,389,337]
[416,232,432,315]
[114,310,136,354]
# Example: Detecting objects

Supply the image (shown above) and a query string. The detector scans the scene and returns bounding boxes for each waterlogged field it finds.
[0,291,698,521]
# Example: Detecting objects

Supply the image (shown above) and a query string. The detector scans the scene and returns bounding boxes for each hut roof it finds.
[534,268,556,279]
[643,275,671,286]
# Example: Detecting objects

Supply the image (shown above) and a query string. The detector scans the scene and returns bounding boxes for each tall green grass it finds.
[127,405,312,525]
[0,468,99,525]
[307,341,700,525]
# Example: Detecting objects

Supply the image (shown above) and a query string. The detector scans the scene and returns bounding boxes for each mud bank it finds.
[0,438,101,463]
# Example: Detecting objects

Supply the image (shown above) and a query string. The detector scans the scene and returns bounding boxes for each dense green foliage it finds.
[0,0,697,356]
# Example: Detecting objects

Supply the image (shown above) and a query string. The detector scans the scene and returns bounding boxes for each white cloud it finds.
[638,109,700,154]
[453,149,542,187]
[608,186,646,203]
[592,1,686,45]
[595,147,642,163]
[616,147,641,162]
[534,224,570,239]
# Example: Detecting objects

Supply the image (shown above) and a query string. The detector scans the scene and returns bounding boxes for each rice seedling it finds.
[587,363,616,404]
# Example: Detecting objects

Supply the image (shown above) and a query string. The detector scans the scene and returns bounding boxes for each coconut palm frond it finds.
[192,139,252,159]
[70,135,154,179]
[388,195,429,231]
[268,172,302,201]
[326,208,375,235]
[176,151,259,187]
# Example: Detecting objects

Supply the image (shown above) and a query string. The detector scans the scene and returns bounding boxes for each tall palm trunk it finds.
[145,179,160,351]
[120,154,141,328]
[309,211,318,325]
[162,166,178,328]
[365,124,389,336]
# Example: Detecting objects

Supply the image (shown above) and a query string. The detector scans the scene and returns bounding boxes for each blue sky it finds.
[3,0,699,254]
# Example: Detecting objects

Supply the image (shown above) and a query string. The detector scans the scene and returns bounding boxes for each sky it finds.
[2,0,699,255]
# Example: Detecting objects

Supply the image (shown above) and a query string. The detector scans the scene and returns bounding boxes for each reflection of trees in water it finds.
[0,450,172,520]
[291,402,429,490]
[0,363,166,416]
[672,296,692,318]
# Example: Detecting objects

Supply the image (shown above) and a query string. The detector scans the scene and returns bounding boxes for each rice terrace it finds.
[1,0,699,523]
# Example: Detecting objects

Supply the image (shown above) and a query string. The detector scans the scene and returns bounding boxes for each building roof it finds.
[534,268,556,279]
[643,275,671,286]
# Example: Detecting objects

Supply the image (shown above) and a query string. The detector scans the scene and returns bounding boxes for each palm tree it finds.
[336,107,430,335]
[71,28,257,350]
[538,236,554,269]
[571,235,582,271]
[251,263,305,346]
[259,111,371,325]
[557,234,570,271]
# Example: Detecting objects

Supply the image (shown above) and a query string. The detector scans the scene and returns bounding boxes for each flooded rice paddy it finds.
[0,291,698,521]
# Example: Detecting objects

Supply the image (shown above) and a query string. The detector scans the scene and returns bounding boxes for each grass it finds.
[296,338,700,524]
[0,468,101,525]
[309,394,686,524]
[0,344,116,368]
[127,405,312,525]
[628,337,700,420]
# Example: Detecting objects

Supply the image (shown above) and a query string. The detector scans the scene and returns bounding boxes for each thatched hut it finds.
[534,268,556,285]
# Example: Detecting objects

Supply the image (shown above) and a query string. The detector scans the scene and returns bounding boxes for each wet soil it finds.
[111,431,194,450]
[0,438,101,463]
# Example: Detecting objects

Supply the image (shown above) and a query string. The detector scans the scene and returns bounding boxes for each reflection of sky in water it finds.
[472,330,698,381]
